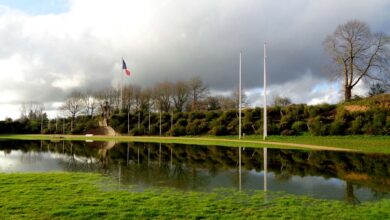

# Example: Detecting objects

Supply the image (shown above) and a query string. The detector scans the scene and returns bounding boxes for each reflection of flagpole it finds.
[239,146,242,192]
[159,143,162,167]
[263,43,268,140]
[127,143,130,166]
[170,147,173,169]
[137,146,140,165]
[263,147,267,192]
[239,52,242,140]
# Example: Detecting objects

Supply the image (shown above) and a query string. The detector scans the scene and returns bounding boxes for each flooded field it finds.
[1,140,390,203]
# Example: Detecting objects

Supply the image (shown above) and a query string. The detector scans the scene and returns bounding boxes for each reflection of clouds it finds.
[244,171,348,200]
[0,150,94,172]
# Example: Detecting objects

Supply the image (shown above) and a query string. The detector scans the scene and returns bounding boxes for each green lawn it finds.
[1,134,390,153]
[0,172,389,219]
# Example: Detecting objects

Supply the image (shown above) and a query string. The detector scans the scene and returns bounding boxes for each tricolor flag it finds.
[122,58,131,76]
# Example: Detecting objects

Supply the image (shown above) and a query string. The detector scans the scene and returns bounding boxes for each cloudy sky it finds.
[0,0,389,119]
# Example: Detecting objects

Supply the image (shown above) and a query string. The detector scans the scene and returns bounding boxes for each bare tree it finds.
[172,80,190,112]
[368,82,387,97]
[205,96,222,110]
[272,95,292,107]
[324,20,390,101]
[188,77,209,111]
[153,81,173,112]
[139,88,153,112]
[94,87,120,111]
[60,91,84,132]
[123,84,141,112]
[20,101,45,121]
[231,87,248,109]
[82,90,98,117]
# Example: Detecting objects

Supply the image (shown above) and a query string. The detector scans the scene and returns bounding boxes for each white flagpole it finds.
[120,58,124,113]
[239,52,242,140]
[263,43,268,140]
[263,147,268,192]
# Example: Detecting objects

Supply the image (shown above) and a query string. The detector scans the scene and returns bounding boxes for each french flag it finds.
[122,58,131,76]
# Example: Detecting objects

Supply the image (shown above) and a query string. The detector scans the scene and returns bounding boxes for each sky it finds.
[0,0,389,119]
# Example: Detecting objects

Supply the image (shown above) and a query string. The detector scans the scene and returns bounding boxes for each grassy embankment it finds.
[0,172,389,219]
[1,134,390,153]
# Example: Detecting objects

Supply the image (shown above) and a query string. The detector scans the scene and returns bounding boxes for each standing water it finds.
[1,140,390,203]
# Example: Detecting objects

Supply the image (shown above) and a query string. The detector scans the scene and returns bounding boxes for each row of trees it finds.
[58,77,249,131]
[2,101,388,136]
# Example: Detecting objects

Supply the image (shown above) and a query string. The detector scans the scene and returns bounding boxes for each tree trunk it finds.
[344,86,352,101]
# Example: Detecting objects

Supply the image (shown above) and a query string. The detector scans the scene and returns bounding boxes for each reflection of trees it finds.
[345,181,360,205]
[2,140,390,197]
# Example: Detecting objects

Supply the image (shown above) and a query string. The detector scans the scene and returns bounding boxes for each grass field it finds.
[1,134,390,153]
[0,172,389,219]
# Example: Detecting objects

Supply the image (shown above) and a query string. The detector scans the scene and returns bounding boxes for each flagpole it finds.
[120,58,124,113]
[263,43,267,140]
[239,52,242,140]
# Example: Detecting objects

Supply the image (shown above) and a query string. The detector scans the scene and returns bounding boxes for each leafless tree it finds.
[94,87,120,111]
[123,84,141,112]
[172,80,190,112]
[272,95,292,107]
[205,96,222,110]
[153,81,173,112]
[60,91,84,131]
[188,77,209,111]
[324,20,390,101]
[138,89,154,111]
[20,101,45,120]
[231,87,248,109]
[82,90,98,117]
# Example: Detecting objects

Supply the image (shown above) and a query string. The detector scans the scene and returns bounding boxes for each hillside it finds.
[343,94,390,112]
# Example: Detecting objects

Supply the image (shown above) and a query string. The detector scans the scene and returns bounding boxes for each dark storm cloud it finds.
[0,0,390,111]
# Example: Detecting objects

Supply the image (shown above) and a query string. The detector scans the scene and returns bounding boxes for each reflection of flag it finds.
[122,58,131,76]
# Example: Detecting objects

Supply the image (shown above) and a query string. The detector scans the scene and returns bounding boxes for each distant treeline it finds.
[1,76,389,136]
[1,102,389,136]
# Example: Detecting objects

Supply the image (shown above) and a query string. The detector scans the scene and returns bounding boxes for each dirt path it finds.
[11,135,356,152]
[117,136,356,152]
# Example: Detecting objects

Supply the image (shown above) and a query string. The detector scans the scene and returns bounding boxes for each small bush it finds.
[170,125,186,136]
[291,121,307,133]
[281,129,296,136]
[131,127,144,136]
[209,125,228,136]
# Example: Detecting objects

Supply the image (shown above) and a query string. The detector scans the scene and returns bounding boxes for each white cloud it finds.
[0,0,389,119]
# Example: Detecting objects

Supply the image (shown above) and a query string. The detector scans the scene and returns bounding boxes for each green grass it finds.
[0,172,390,219]
[1,134,390,153]
[220,135,390,153]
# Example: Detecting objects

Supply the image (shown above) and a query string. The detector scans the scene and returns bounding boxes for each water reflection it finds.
[1,140,390,202]
[264,147,268,193]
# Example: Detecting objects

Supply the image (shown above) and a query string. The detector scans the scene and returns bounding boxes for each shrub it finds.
[186,119,206,135]
[170,125,186,136]
[281,129,296,136]
[176,118,188,127]
[372,111,386,134]
[291,121,307,133]
[257,123,280,135]
[189,112,206,121]
[209,125,228,136]
[205,111,221,121]
[329,121,344,135]
[131,127,144,136]
[307,116,328,136]
[350,116,364,134]
[279,114,294,130]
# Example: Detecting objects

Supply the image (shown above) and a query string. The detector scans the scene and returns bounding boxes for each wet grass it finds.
[1,172,390,219]
[1,134,390,153]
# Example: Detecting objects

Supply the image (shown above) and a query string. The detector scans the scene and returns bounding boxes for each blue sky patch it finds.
[0,0,69,15]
